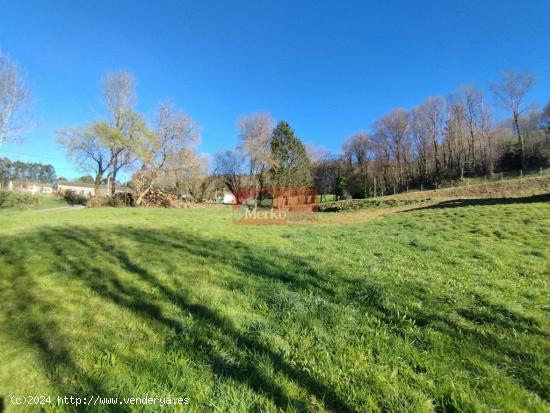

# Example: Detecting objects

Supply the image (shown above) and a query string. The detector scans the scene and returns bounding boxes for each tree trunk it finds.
[94,173,101,192]
[433,139,440,179]
[110,149,119,196]
[513,112,526,169]
[135,185,152,206]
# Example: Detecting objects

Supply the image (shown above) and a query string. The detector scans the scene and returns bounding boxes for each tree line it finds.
[1,48,548,203]
[0,157,57,184]
[217,70,549,202]
[314,71,549,199]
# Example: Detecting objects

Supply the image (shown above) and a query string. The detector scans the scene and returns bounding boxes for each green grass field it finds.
[0,196,549,412]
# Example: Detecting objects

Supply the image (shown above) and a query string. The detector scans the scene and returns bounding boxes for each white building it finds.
[6,180,54,194]
[56,181,98,197]
[56,180,131,197]
[222,192,236,204]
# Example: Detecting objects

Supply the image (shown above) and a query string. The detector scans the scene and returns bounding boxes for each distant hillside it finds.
[318,175,550,212]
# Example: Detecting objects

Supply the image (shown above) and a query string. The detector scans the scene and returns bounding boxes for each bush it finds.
[86,193,134,208]
[63,190,88,206]
[0,191,38,209]
[110,192,134,207]
[86,196,110,208]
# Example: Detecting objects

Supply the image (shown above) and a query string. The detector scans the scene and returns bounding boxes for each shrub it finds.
[0,191,38,209]
[110,192,134,207]
[86,193,134,208]
[63,190,88,206]
[86,196,110,208]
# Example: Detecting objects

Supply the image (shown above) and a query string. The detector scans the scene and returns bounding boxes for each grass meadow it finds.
[0,196,549,412]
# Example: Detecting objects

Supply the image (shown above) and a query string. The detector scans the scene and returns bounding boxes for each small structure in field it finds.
[222,192,236,204]
[215,190,237,204]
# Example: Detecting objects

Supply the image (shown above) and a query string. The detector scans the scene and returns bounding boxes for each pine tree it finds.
[270,121,311,188]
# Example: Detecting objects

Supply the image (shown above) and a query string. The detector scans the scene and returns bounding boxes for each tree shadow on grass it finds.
[352,279,550,404]
[0,238,132,413]
[2,223,548,411]
[399,193,550,212]
[1,225,354,412]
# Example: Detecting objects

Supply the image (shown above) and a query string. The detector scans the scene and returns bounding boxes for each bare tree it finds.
[214,149,245,203]
[305,143,328,164]
[491,70,535,168]
[102,70,140,194]
[311,153,342,201]
[410,106,435,181]
[373,109,411,188]
[238,112,274,200]
[542,101,550,141]
[444,85,494,176]
[411,97,445,180]
[342,132,372,197]
[0,50,32,150]
[176,150,213,202]
[132,102,199,205]
[102,71,137,128]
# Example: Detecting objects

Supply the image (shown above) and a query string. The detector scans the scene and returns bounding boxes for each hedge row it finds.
[316,197,428,212]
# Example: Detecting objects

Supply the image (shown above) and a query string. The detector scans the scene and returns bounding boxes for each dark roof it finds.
[57,180,97,188]
[57,180,131,192]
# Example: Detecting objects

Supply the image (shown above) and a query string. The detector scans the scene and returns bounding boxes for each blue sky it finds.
[1,0,549,179]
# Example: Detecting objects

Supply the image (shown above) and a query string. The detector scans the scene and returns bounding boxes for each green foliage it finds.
[0,191,38,208]
[270,121,312,188]
[0,191,69,211]
[336,174,348,197]
[0,198,549,411]
[0,157,57,184]
[77,175,96,183]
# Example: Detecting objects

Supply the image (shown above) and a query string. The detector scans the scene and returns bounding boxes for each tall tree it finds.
[410,97,445,180]
[175,151,213,202]
[269,121,311,189]
[0,50,32,150]
[373,109,412,189]
[214,149,245,203]
[57,122,111,190]
[342,132,372,197]
[542,101,550,140]
[102,71,141,194]
[445,85,494,176]
[491,70,535,168]
[311,153,342,201]
[0,157,56,184]
[238,112,274,199]
[132,102,199,205]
